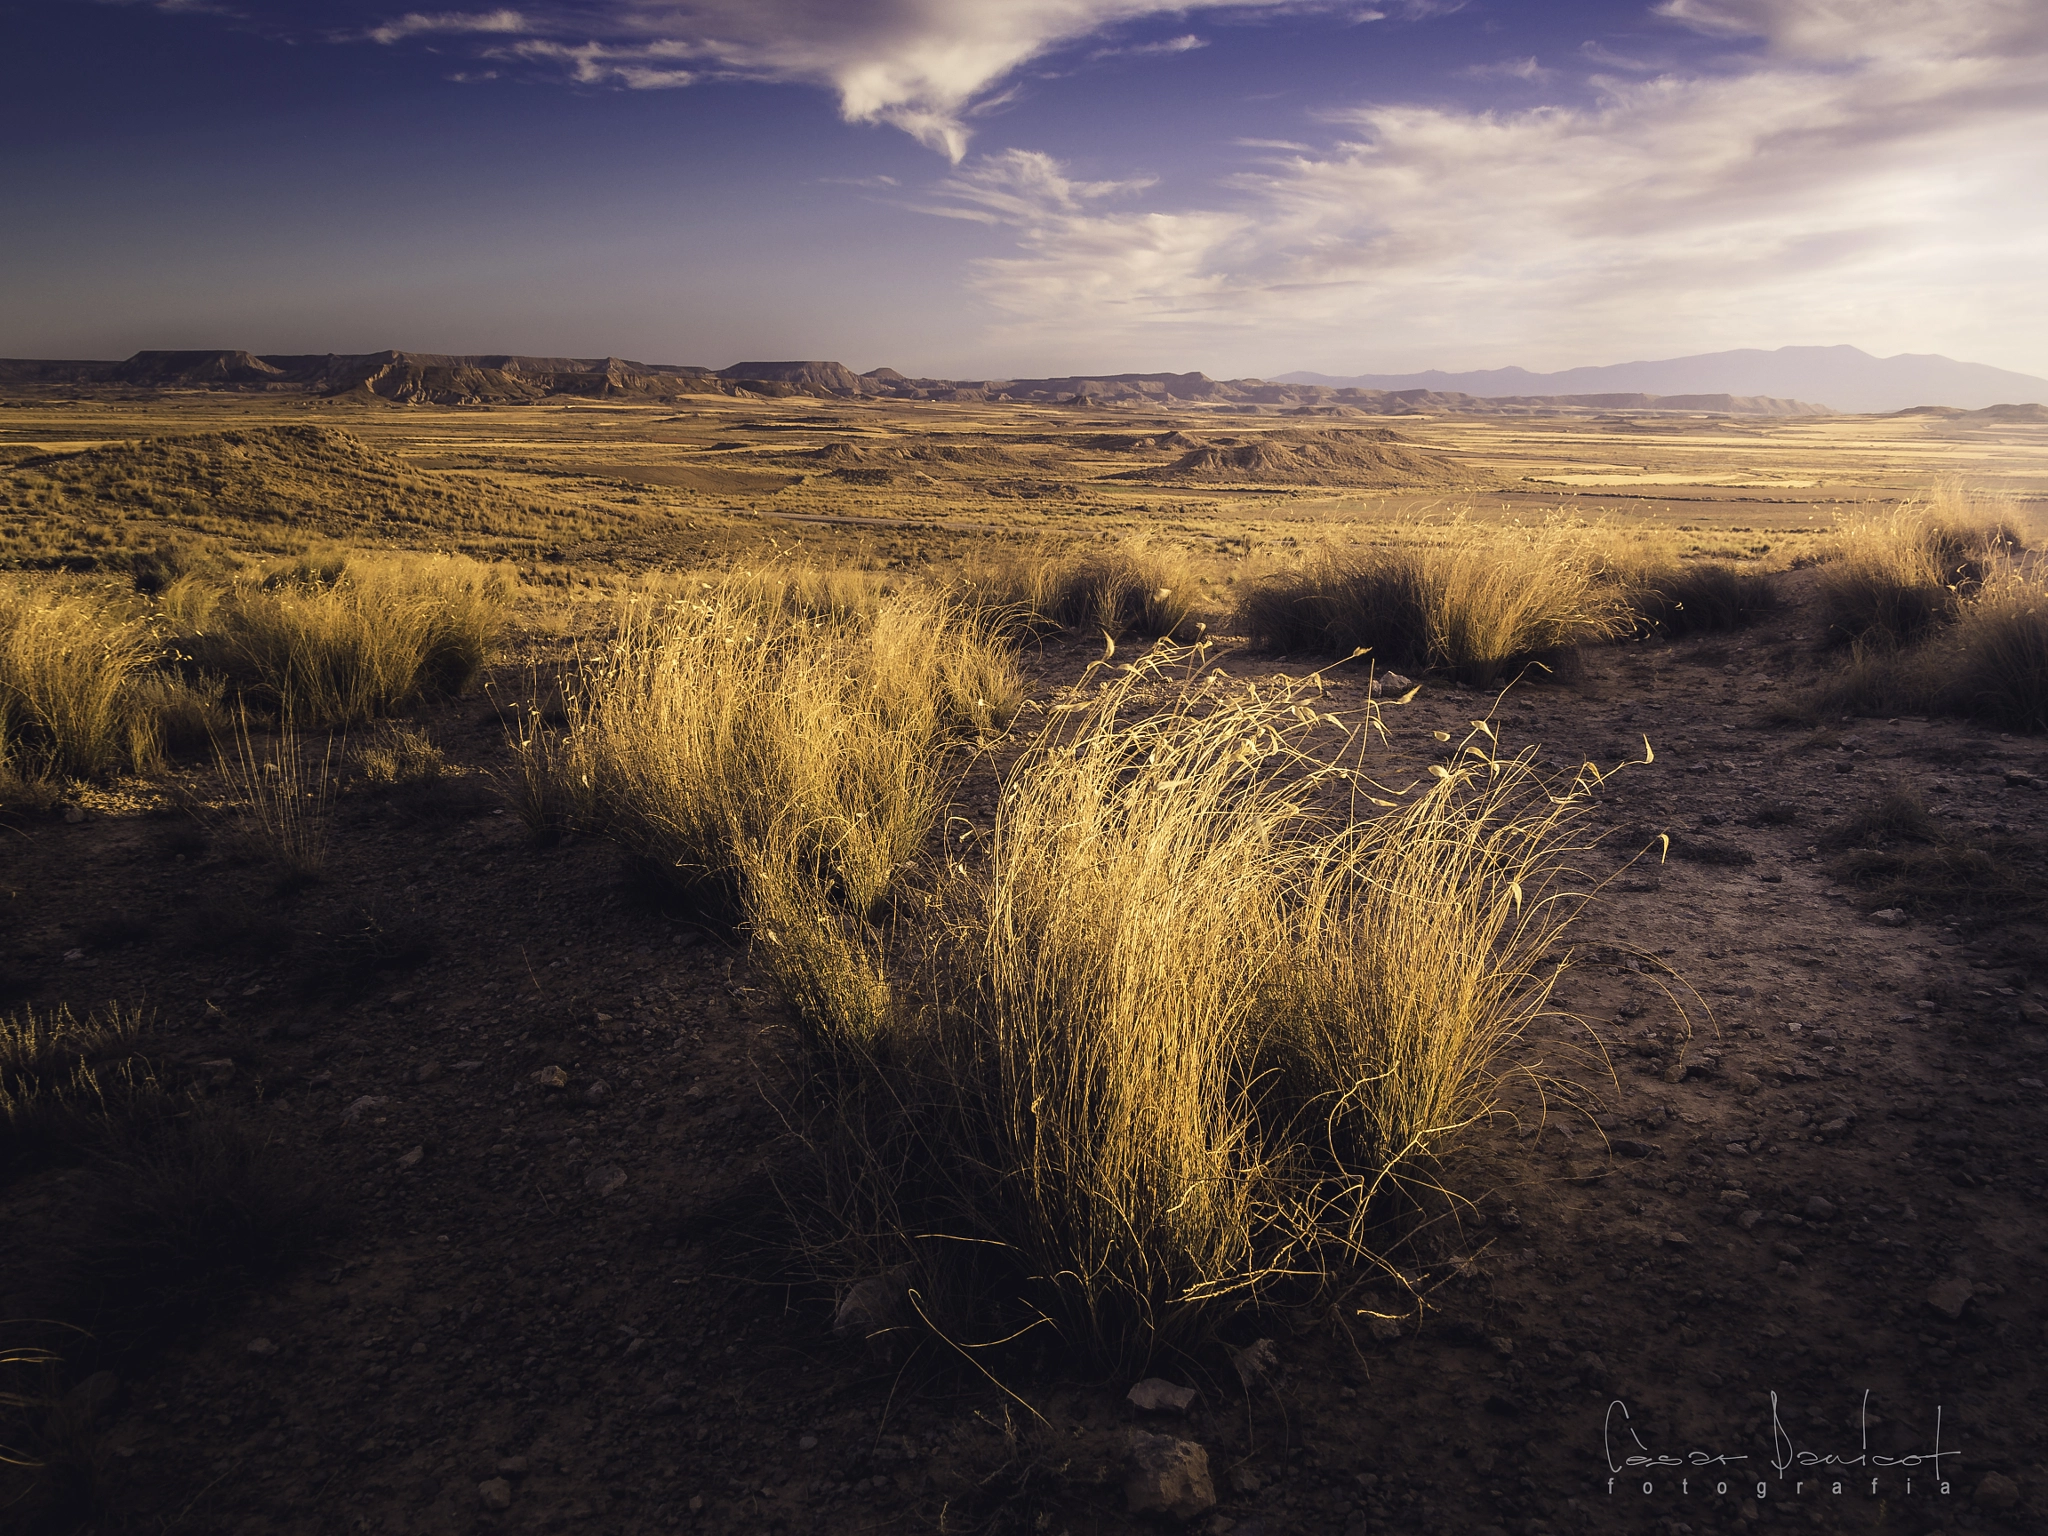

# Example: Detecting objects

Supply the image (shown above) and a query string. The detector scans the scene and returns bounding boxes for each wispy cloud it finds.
[344,2,1362,159]
[1460,55,1552,81]
[368,8,528,45]
[924,0,2048,369]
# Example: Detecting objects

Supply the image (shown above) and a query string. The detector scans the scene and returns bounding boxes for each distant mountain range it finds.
[0,350,1826,416]
[2,344,2039,415]
[1275,346,2048,415]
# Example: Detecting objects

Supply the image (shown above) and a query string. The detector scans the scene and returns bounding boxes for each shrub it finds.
[1948,571,2048,731]
[966,541,1200,641]
[1815,494,2021,648]
[186,554,510,724]
[0,584,163,779]
[1237,533,1628,683]
[1626,562,1779,637]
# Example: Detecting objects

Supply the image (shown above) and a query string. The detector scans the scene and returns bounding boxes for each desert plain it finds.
[4,374,2048,1536]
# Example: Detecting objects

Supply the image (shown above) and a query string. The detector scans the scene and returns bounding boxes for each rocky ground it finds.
[4,572,2046,1536]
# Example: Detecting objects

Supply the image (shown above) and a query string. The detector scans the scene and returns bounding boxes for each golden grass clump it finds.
[0,583,164,780]
[1815,491,2022,648]
[781,650,1598,1368]
[1237,529,1629,682]
[185,554,511,725]
[965,540,1200,641]
[515,579,1023,930]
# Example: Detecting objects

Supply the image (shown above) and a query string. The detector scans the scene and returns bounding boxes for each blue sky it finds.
[3,1,2044,378]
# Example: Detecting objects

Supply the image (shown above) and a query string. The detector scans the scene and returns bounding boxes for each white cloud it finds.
[1460,55,1552,81]
[369,8,528,45]
[928,0,2048,372]
[351,2,1353,159]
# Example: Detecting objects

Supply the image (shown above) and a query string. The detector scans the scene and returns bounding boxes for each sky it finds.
[2,0,2044,379]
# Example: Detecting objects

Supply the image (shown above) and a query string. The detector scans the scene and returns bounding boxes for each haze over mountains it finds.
[1277,346,2048,415]
[2,344,2041,416]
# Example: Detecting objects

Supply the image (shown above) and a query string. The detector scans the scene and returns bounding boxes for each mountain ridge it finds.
[1273,345,2047,415]
[0,350,1834,417]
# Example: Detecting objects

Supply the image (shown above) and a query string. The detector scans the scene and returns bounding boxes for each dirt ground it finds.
[3,562,2045,1536]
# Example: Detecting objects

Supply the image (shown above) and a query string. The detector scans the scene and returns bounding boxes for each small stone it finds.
[1661,1230,1692,1249]
[530,1066,570,1090]
[1974,1471,2020,1510]
[1363,1314,1402,1343]
[1227,1465,1262,1495]
[1803,1196,1836,1221]
[496,1457,529,1477]
[797,1434,818,1451]
[246,1337,278,1357]
[687,1495,704,1514]
[414,1062,442,1084]
[340,1095,388,1125]
[583,1078,612,1106]
[1927,1275,1975,1320]
[478,1477,513,1511]
[1736,1209,1762,1230]
[1128,1378,1199,1414]
[646,1394,679,1415]
[1868,908,1908,927]
[1660,1064,1689,1084]
[1727,1070,1763,1095]
[1610,1138,1653,1158]
[584,1164,626,1196]
[1228,1338,1279,1388]
[1574,1352,1610,1388]
[834,1265,915,1359]
[1566,1159,1610,1182]
[1124,1431,1216,1520]
[397,1146,424,1170]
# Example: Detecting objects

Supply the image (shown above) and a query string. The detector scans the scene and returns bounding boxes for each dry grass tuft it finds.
[1237,530,1629,683]
[183,554,511,725]
[513,579,1022,929]
[357,723,444,785]
[1625,562,1780,637]
[216,711,334,880]
[779,649,1600,1368]
[1815,491,2022,649]
[1948,569,2048,731]
[0,584,164,780]
[966,541,1200,641]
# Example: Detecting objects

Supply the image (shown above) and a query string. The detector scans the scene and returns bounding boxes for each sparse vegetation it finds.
[0,583,164,780]
[1625,561,1779,637]
[777,650,1596,1367]
[1948,569,2048,731]
[967,540,1200,640]
[184,554,511,725]
[216,710,334,879]
[1236,531,1629,682]
[513,582,1022,923]
[1814,492,2021,648]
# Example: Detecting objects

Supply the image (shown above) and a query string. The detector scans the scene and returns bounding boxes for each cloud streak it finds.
[348,1,1353,158]
[922,0,2048,371]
